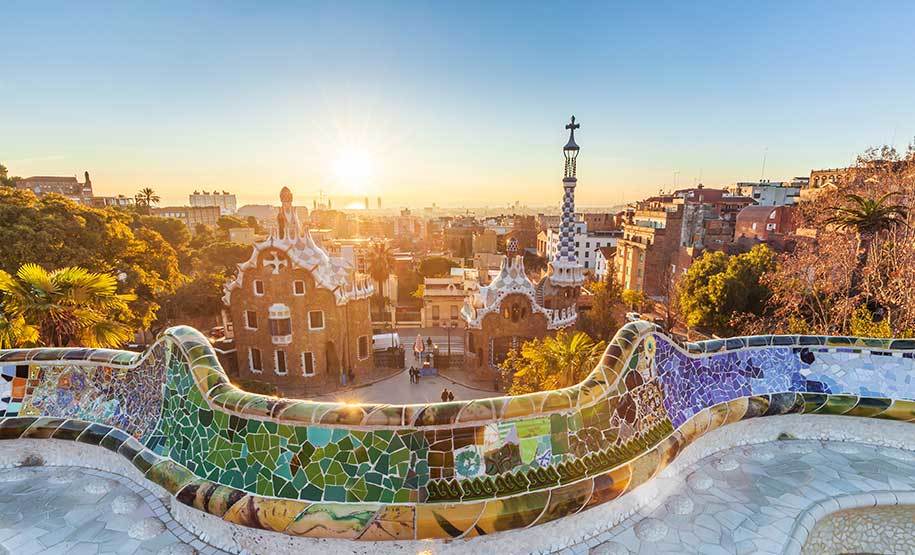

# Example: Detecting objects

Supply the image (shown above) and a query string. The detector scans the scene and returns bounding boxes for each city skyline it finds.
[3,1,915,207]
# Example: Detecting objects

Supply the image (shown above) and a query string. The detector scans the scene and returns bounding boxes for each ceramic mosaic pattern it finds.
[0,323,913,541]
[0,364,29,417]
[16,342,168,440]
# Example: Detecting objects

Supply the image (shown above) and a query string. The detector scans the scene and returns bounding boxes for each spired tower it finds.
[539,116,585,315]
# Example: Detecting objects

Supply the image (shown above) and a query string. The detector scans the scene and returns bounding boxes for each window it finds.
[293,280,305,296]
[308,310,325,330]
[249,348,263,373]
[766,223,777,231]
[268,304,292,345]
[432,305,440,320]
[301,352,315,376]
[253,280,265,296]
[274,350,287,375]
[451,305,458,320]
[358,336,369,360]
[245,310,258,330]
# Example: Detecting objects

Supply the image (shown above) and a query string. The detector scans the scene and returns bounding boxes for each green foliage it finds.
[847,306,913,338]
[621,288,646,311]
[501,331,606,395]
[578,273,622,340]
[678,244,776,336]
[134,187,160,214]
[825,192,908,236]
[216,215,248,231]
[195,241,250,275]
[135,215,191,249]
[164,273,227,321]
[0,188,181,330]
[0,310,38,349]
[0,163,17,188]
[0,263,136,347]
[418,256,457,278]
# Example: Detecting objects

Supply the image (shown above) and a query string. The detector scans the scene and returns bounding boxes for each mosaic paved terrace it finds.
[0,322,913,544]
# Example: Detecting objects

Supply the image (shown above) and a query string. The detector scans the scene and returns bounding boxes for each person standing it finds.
[447,390,454,402]
[440,388,449,402]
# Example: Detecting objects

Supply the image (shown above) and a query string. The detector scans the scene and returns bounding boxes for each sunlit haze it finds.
[3,1,915,208]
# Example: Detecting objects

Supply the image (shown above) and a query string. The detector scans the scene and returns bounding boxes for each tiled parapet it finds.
[0,323,913,541]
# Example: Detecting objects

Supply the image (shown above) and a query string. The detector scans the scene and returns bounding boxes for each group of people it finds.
[406,366,456,402]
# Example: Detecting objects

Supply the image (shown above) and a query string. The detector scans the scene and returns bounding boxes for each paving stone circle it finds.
[128,517,167,540]
[669,495,694,515]
[112,493,142,514]
[687,472,714,491]
[84,478,114,495]
[634,518,669,542]
[713,456,740,471]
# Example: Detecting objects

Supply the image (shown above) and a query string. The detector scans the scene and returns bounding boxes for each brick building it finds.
[615,186,754,297]
[16,172,94,203]
[734,205,797,251]
[223,187,375,397]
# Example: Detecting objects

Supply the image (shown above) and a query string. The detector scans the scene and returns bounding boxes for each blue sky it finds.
[2,1,914,207]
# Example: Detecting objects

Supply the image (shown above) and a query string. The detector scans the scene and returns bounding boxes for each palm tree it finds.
[0,264,137,348]
[135,187,160,215]
[518,331,606,390]
[0,311,38,349]
[824,192,908,294]
[366,242,395,316]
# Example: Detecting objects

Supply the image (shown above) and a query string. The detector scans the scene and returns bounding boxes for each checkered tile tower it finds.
[548,115,585,288]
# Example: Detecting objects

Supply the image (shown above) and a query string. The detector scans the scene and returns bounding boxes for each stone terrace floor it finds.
[312,351,493,405]
[573,439,915,555]
[0,466,227,555]
[1,440,914,554]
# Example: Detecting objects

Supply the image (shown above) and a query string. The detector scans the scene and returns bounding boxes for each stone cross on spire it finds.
[566,115,579,132]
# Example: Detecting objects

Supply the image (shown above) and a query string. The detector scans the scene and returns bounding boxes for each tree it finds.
[0,311,38,349]
[161,272,226,325]
[135,215,191,250]
[0,264,136,347]
[578,272,622,341]
[760,144,915,336]
[621,289,647,312]
[195,241,251,274]
[678,244,776,336]
[0,187,181,331]
[522,251,547,274]
[245,216,264,234]
[135,187,160,215]
[501,331,606,395]
[418,256,457,278]
[366,242,395,313]
[0,163,17,188]
[824,192,908,295]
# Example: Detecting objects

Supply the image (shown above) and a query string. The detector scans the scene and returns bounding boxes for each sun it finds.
[333,148,374,185]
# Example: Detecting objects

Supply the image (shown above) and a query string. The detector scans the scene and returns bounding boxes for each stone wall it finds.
[0,322,912,541]
[228,252,374,396]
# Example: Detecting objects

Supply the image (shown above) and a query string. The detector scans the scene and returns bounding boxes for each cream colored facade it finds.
[421,276,472,328]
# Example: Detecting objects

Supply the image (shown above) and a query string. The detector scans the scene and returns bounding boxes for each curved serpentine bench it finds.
[0,322,912,541]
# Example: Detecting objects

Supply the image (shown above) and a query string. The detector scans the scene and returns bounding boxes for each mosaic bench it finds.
[0,322,913,541]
